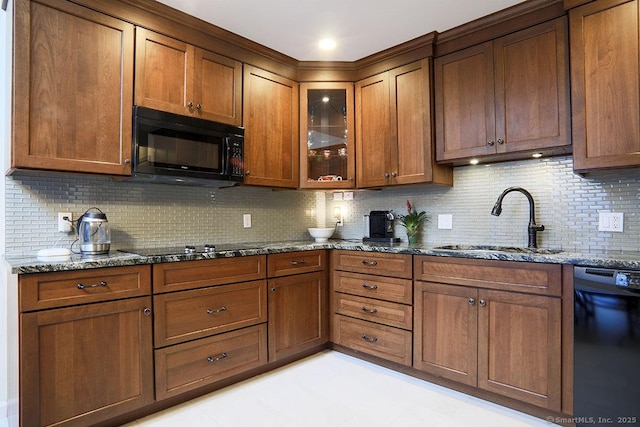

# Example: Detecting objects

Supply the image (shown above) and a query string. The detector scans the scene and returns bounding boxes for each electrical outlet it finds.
[243,214,252,228]
[438,214,453,230]
[343,192,354,201]
[333,192,343,201]
[58,212,73,232]
[598,212,624,232]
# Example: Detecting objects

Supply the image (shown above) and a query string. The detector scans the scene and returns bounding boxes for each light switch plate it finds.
[438,214,453,230]
[333,192,343,200]
[243,213,252,228]
[343,192,354,201]
[598,212,623,232]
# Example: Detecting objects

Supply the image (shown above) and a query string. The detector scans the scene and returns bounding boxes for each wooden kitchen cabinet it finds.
[413,256,562,411]
[331,250,413,366]
[19,266,154,427]
[568,0,640,172]
[435,18,571,164]
[356,59,452,188]
[134,28,242,125]
[152,256,268,399]
[299,82,356,189]
[267,251,329,361]
[243,65,299,188]
[12,0,134,175]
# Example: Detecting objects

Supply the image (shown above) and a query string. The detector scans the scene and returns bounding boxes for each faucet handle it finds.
[530,224,545,232]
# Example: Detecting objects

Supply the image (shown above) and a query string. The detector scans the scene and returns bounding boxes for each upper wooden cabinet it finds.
[12,0,134,175]
[243,65,299,188]
[299,83,356,189]
[356,59,452,188]
[435,18,571,165]
[134,28,242,126]
[568,0,640,172]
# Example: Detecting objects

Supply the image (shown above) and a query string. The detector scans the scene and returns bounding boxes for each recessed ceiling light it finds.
[319,38,336,51]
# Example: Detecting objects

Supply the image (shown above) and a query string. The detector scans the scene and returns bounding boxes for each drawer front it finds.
[333,270,412,304]
[155,324,268,400]
[267,250,326,277]
[153,255,266,293]
[414,256,561,296]
[20,265,152,312]
[332,250,412,278]
[154,280,267,347]
[334,293,412,330]
[332,315,412,366]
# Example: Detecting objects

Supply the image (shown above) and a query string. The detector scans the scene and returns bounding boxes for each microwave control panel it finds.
[229,138,244,178]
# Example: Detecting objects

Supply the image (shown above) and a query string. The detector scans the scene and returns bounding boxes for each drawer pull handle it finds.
[206,306,227,315]
[361,306,378,314]
[290,260,307,266]
[362,260,378,266]
[207,352,228,363]
[361,334,378,343]
[77,281,107,290]
[361,283,378,290]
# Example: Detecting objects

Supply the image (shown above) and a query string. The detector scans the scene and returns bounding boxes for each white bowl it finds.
[308,227,335,242]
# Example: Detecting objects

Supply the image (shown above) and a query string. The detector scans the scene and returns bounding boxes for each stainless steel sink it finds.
[433,245,563,255]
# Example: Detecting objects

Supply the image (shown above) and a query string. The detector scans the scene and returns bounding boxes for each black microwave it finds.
[131,106,244,187]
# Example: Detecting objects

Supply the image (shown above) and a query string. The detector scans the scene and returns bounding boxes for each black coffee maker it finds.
[364,211,401,243]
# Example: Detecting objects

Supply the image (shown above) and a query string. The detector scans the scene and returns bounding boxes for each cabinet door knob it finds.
[270,287,276,293]
[468,298,475,305]
[390,172,397,177]
[143,308,151,316]
[124,159,131,165]
[245,171,251,176]
[487,140,495,146]
[188,102,194,108]
[497,138,504,145]
[196,103,202,110]
[384,172,390,178]
[479,299,486,307]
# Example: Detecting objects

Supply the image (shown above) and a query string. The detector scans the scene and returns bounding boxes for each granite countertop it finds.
[5,240,640,274]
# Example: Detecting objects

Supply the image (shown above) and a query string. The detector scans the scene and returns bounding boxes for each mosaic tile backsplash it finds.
[4,155,640,255]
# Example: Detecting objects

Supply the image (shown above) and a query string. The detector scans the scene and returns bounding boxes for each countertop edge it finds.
[5,240,640,274]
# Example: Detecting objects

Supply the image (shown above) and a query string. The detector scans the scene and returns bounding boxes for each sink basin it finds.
[433,245,563,255]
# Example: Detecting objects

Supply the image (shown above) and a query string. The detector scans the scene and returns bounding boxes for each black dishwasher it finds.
[574,267,640,426]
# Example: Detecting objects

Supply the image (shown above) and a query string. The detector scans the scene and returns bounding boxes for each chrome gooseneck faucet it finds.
[491,187,544,248]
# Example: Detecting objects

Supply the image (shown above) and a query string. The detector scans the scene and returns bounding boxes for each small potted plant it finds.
[397,200,429,244]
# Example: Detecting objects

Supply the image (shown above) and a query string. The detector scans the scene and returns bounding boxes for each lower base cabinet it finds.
[413,257,563,412]
[20,297,154,427]
[155,324,268,399]
[268,270,328,361]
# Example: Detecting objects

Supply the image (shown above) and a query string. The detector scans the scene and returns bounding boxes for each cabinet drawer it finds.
[333,270,412,304]
[154,280,267,347]
[332,315,412,366]
[267,250,326,277]
[153,255,266,293]
[155,324,267,400]
[334,293,412,330]
[332,250,412,278]
[414,256,562,296]
[20,265,151,312]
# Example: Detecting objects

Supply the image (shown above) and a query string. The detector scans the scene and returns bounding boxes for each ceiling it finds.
[156,0,525,61]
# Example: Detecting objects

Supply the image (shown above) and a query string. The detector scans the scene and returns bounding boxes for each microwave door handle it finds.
[222,137,230,176]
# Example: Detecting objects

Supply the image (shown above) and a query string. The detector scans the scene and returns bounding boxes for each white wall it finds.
[1,0,12,421]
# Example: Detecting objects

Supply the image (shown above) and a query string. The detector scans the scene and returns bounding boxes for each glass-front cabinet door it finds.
[300,83,355,188]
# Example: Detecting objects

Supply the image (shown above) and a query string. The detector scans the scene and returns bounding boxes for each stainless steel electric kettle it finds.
[77,207,111,255]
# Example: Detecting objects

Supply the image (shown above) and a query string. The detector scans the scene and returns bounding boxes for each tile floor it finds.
[120,350,554,427]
